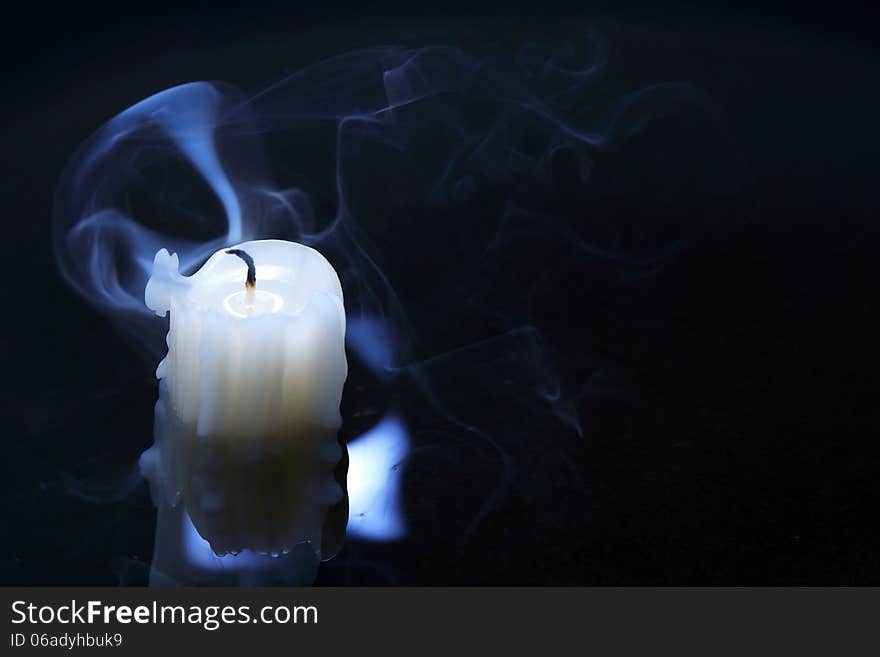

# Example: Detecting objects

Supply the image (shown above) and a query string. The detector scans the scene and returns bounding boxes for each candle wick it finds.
[225,249,256,289]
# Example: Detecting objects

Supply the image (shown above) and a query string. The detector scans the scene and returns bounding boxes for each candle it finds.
[139,239,348,559]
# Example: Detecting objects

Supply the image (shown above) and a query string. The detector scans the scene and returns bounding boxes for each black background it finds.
[3,1,880,585]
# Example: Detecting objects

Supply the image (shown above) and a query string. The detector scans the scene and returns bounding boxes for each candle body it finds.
[140,240,347,558]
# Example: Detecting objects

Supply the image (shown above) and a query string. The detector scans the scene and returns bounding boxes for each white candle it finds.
[139,239,347,558]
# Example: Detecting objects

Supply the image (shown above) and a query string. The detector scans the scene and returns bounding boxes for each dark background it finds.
[3,2,880,585]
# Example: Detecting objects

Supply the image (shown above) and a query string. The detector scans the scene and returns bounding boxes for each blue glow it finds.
[346,413,410,541]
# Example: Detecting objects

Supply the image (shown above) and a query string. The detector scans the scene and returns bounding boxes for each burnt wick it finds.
[225,249,256,289]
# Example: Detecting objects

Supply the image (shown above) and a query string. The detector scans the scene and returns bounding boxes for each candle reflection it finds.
[150,412,410,584]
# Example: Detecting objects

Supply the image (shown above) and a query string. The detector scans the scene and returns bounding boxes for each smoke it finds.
[53,31,728,545]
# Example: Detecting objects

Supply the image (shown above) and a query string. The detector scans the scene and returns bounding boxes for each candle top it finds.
[145,239,344,321]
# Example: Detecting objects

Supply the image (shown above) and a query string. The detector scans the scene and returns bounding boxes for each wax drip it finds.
[225,249,256,289]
